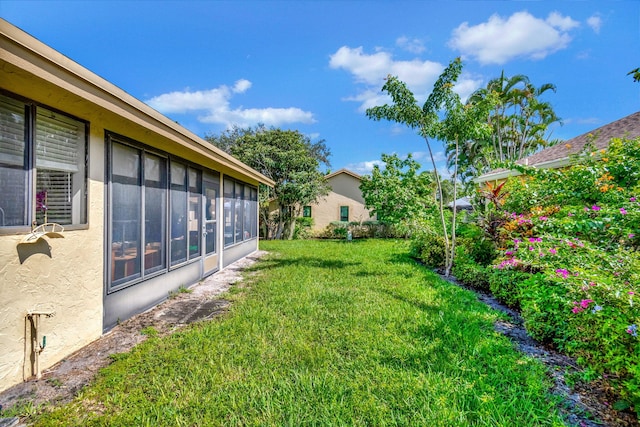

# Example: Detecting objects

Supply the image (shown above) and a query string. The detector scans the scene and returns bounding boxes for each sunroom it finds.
[0,18,273,392]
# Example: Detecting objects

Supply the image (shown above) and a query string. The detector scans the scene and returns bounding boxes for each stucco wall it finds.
[309,173,375,232]
[0,20,270,393]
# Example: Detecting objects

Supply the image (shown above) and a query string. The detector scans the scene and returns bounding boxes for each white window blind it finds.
[0,94,26,167]
[36,107,81,172]
[36,170,72,224]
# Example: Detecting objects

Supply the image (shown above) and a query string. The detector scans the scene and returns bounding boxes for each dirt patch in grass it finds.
[0,251,266,416]
[442,274,639,427]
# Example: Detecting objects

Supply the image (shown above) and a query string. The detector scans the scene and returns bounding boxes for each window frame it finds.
[223,176,258,248]
[340,205,349,222]
[0,90,88,233]
[106,132,207,292]
[302,206,312,218]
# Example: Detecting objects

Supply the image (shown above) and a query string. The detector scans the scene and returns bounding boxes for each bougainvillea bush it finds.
[490,137,640,411]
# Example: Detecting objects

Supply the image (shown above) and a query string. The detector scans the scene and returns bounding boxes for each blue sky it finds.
[2,1,638,176]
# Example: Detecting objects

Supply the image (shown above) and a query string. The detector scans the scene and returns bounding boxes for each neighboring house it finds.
[0,19,273,392]
[303,169,375,232]
[475,111,640,184]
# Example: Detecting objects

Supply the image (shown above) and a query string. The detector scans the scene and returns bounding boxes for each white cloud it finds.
[587,15,602,33]
[329,45,450,111]
[345,159,384,175]
[396,36,426,54]
[145,79,315,128]
[449,11,579,65]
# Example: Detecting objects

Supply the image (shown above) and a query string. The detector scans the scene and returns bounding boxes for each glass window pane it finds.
[144,154,166,273]
[340,206,349,222]
[224,177,234,246]
[234,182,243,242]
[243,186,251,240]
[205,222,216,255]
[111,143,141,283]
[188,168,201,258]
[35,107,86,225]
[170,162,187,265]
[0,94,27,226]
[251,188,258,238]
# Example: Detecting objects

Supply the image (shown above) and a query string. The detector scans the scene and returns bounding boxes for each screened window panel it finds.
[111,143,142,284]
[170,162,188,265]
[250,188,258,238]
[234,182,243,242]
[144,154,166,273]
[188,168,201,258]
[243,186,251,240]
[0,95,27,226]
[0,94,26,167]
[223,177,234,246]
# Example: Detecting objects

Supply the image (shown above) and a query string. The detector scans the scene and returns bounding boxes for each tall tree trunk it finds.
[446,137,460,277]
[423,135,451,275]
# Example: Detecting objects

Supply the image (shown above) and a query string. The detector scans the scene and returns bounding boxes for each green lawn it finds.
[31,239,565,426]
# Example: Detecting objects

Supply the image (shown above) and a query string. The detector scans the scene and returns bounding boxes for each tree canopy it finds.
[458,72,561,179]
[206,125,331,239]
[359,153,434,226]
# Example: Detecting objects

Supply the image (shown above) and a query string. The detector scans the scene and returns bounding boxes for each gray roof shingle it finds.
[476,111,640,182]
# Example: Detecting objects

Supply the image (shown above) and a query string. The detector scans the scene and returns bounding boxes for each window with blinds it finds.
[0,92,87,229]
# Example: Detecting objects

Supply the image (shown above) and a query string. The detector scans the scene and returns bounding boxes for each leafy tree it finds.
[459,72,561,179]
[367,57,490,276]
[359,153,434,226]
[206,125,331,240]
[629,67,640,82]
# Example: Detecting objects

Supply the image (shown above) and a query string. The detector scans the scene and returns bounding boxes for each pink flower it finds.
[584,207,590,212]
[528,246,534,251]
[629,234,635,239]
[555,268,569,279]
[629,292,635,296]
[505,251,514,256]
[549,248,557,255]
[580,299,594,309]
[572,306,582,314]
[592,205,601,211]
[620,208,628,215]
[540,216,548,221]
[568,212,575,217]
[631,197,637,202]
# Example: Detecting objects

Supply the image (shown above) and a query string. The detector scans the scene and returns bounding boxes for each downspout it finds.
[26,310,55,379]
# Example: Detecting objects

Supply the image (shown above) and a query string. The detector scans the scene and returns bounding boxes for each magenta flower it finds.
[505,251,514,256]
[629,234,635,239]
[592,205,601,211]
[631,197,637,202]
[620,208,628,215]
[549,248,557,255]
[528,246,534,251]
[568,212,575,217]
[539,216,548,221]
[555,268,569,279]
[580,299,594,309]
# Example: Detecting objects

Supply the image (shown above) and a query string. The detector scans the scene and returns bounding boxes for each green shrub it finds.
[518,274,570,346]
[487,268,531,310]
[293,217,314,240]
[411,228,445,269]
[452,253,490,291]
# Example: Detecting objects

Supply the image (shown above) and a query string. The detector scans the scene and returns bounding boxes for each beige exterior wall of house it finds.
[0,19,272,392]
[309,170,375,232]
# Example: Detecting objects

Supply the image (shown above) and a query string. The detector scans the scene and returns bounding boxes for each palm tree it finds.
[456,72,561,178]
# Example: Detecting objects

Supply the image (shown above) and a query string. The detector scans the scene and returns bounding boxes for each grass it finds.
[26,239,565,426]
